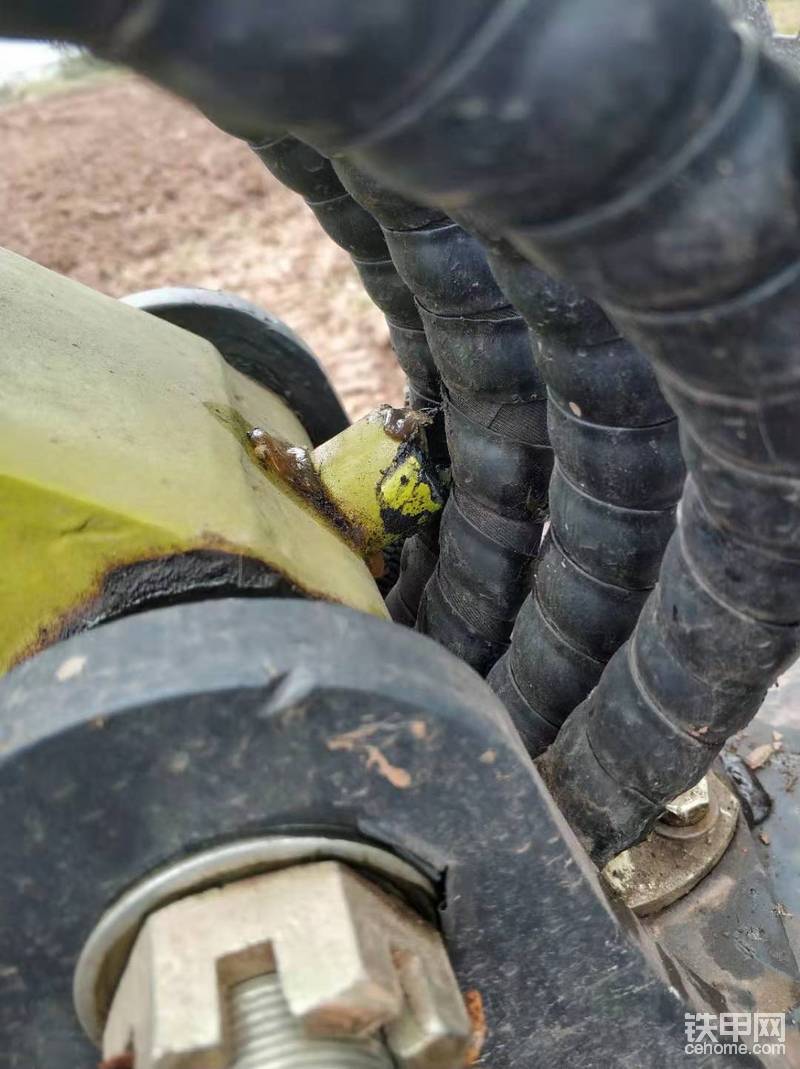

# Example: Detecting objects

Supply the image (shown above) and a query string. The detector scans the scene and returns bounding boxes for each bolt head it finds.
[660,777,711,827]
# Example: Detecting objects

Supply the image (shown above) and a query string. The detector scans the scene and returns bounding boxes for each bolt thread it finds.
[229,973,396,1069]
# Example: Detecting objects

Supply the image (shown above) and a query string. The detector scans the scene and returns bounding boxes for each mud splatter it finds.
[364,745,412,789]
[464,989,488,1066]
[380,404,433,441]
[327,720,424,790]
[56,654,87,681]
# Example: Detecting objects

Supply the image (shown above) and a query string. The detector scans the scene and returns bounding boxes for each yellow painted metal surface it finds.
[0,248,387,673]
[312,408,442,555]
[378,453,439,522]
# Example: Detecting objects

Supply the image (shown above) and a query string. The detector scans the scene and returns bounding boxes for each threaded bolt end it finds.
[229,973,397,1069]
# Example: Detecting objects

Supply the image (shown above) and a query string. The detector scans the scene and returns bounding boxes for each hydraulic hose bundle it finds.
[334,162,552,675]
[7,0,800,866]
[250,134,443,621]
[535,17,800,859]
[481,243,685,753]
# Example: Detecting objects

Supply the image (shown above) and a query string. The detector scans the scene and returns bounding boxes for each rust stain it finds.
[379,404,433,442]
[248,426,370,553]
[409,719,428,740]
[248,408,442,556]
[99,1055,133,1069]
[367,549,385,578]
[249,428,322,498]
[464,989,488,1066]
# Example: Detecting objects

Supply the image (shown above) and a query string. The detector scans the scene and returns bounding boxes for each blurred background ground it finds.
[0,76,405,421]
[771,0,797,31]
[0,2,797,420]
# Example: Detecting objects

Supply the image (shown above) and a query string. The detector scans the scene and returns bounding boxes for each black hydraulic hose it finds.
[334,162,552,675]
[500,23,800,863]
[8,0,800,864]
[477,242,685,754]
[248,134,445,623]
[386,516,442,626]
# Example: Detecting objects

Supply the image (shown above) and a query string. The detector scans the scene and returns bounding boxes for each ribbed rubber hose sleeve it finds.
[334,161,552,675]
[478,243,684,754]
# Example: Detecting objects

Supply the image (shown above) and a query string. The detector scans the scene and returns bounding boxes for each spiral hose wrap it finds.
[481,244,684,754]
[335,162,552,674]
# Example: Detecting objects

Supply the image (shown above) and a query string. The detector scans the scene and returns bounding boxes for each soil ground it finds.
[771,0,799,32]
[0,76,405,420]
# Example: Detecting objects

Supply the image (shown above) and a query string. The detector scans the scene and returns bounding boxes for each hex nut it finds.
[102,860,471,1069]
[604,773,739,916]
[660,776,711,827]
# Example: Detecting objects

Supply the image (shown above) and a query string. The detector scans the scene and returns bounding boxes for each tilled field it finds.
[0,76,405,420]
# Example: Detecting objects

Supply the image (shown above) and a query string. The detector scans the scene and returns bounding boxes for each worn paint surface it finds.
[312,406,443,555]
[0,248,387,673]
[248,404,443,558]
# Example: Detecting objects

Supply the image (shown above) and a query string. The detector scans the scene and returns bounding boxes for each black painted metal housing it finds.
[0,599,737,1069]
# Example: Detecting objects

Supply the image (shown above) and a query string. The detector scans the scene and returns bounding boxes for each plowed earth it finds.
[0,76,405,420]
